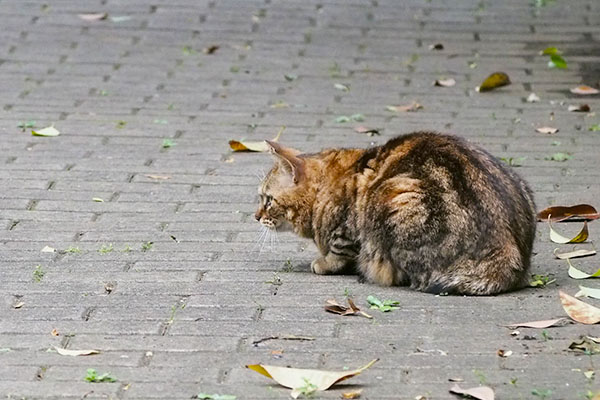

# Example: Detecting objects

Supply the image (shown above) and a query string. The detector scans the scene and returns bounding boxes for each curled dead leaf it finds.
[535,126,558,134]
[13,301,24,309]
[449,384,494,400]
[203,45,220,55]
[576,286,600,299]
[78,13,108,21]
[434,78,456,87]
[548,217,588,244]
[570,85,599,95]
[477,72,511,92]
[325,298,372,319]
[569,336,600,354]
[559,290,600,325]
[537,204,600,222]
[504,318,568,329]
[144,174,171,180]
[54,347,100,356]
[341,389,363,399]
[386,102,423,112]
[51,329,59,336]
[246,359,378,399]
[32,126,60,137]
[229,126,284,152]
[497,349,512,358]
[429,43,444,50]
[568,104,591,112]
[554,248,596,259]
[354,126,381,136]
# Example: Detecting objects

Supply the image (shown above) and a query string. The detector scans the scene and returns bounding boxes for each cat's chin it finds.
[274,220,294,232]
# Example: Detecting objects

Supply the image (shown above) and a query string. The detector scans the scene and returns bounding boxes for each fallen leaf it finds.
[449,384,494,400]
[545,152,572,162]
[559,290,600,324]
[554,249,596,259]
[584,370,595,379]
[229,126,284,152]
[342,389,363,399]
[386,102,423,112]
[324,298,372,319]
[569,336,600,354]
[576,286,600,299]
[570,85,599,95]
[284,74,297,82]
[367,295,400,312]
[537,204,600,222]
[536,126,558,134]
[334,83,350,92]
[110,16,131,23]
[144,174,171,180]
[497,349,512,358]
[429,43,444,50]
[548,217,588,244]
[92,197,104,203]
[350,113,365,122]
[197,394,237,400]
[270,101,289,108]
[448,377,464,382]
[335,116,351,123]
[548,54,567,69]
[41,246,55,253]
[246,359,378,399]
[590,124,600,132]
[568,104,591,112]
[54,347,100,356]
[354,126,381,136]
[203,45,220,55]
[505,318,568,329]
[567,259,600,280]
[526,93,540,103]
[434,78,456,87]
[13,301,24,309]
[31,126,60,137]
[51,328,59,336]
[540,47,562,56]
[477,72,511,92]
[78,13,107,21]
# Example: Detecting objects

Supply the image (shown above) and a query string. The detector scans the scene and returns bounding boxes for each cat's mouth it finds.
[260,218,277,229]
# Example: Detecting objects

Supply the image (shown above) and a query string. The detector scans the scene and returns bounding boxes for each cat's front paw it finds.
[310,257,329,275]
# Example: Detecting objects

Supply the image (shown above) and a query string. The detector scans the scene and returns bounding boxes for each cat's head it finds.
[255,141,314,234]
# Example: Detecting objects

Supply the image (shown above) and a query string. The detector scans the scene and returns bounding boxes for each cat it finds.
[254,132,536,295]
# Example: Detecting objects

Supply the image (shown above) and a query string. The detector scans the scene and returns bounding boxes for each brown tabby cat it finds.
[255,132,536,295]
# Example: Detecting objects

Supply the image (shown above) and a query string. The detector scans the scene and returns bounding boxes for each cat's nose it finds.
[254,211,261,221]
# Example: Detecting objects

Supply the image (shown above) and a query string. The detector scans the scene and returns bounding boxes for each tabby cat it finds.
[255,132,536,295]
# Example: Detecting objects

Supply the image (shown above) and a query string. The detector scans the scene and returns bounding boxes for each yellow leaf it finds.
[548,216,588,244]
[477,72,511,92]
[567,259,600,280]
[54,347,100,356]
[32,126,60,137]
[229,126,284,152]
[246,359,378,398]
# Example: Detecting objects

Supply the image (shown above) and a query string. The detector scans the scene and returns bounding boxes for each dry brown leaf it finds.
[341,389,363,399]
[535,126,558,134]
[570,85,599,95]
[505,318,568,329]
[537,204,600,222]
[554,248,596,259]
[78,13,108,21]
[448,377,464,382]
[386,102,423,112]
[449,384,494,400]
[229,126,284,152]
[548,218,588,244]
[354,126,381,136]
[51,329,59,336]
[325,298,372,319]
[246,359,378,399]
[477,72,511,92]
[144,174,171,180]
[568,104,591,112]
[434,78,456,87]
[203,45,220,54]
[559,290,600,325]
[54,347,100,356]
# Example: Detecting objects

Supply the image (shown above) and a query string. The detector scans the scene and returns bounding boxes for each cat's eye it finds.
[265,195,273,207]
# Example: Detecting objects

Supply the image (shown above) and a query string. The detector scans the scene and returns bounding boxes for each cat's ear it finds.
[265,140,305,184]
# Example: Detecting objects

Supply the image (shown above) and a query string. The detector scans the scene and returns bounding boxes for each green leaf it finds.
[31,126,60,137]
[92,198,104,203]
[545,152,572,162]
[549,54,567,69]
[334,83,350,92]
[110,15,132,23]
[284,74,297,82]
[367,295,399,312]
[589,124,600,132]
[541,47,561,56]
[335,116,350,123]
[153,119,168,124]
[350,113,365,122]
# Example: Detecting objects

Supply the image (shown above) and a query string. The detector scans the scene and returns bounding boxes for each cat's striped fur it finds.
[255,132,536,295]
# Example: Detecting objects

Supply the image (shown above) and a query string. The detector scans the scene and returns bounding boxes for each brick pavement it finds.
[1,0,600,399]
